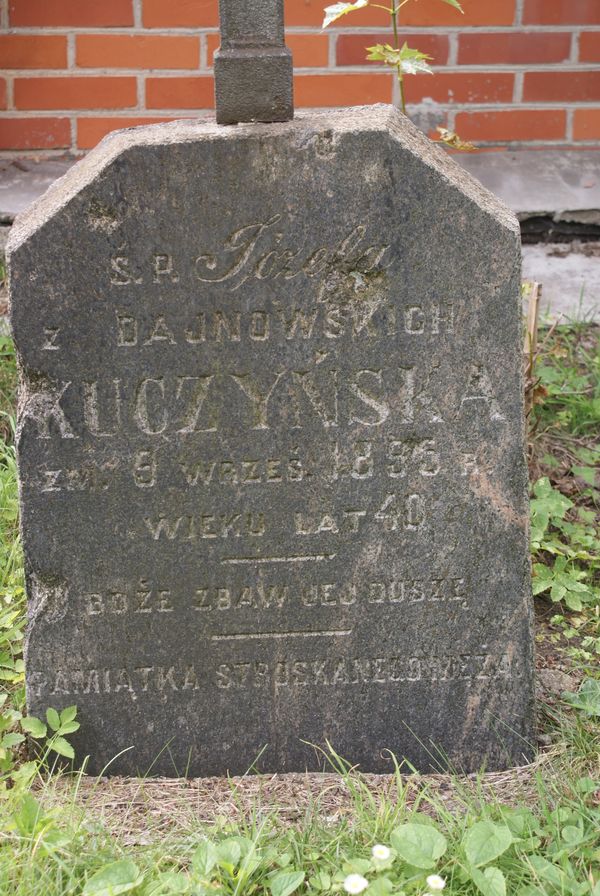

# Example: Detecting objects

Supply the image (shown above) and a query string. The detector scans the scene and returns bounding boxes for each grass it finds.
[0,323,598,896]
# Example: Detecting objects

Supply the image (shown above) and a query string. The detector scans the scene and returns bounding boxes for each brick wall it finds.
[1,0,600,154]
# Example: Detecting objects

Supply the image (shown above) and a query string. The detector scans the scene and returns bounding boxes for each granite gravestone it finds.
[8,2,533,777]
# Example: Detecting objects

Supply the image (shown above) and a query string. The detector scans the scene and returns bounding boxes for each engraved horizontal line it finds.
[211,630,352,641]
[220,553,336,565]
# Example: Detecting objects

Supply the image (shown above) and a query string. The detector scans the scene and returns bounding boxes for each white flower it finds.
[343,874,369,894]
[426,875,446,891]
[371,844,391,861]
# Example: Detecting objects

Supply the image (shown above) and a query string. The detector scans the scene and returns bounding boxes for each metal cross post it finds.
[214,0,293,125]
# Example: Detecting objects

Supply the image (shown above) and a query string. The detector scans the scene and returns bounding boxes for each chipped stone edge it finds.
[6,105,519,262]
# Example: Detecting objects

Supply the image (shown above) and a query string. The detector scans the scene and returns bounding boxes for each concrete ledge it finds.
[457,150,600,226]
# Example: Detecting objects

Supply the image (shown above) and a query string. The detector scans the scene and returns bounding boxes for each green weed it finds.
[0,747,599,895]
[529,324,600,639]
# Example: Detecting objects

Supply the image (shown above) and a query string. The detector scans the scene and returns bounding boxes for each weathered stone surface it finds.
[214,0,293,124]
[8,107,534,776]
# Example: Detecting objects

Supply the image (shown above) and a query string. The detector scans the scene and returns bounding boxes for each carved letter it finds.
[27,382,76,440]
[176,376,217,433]
[135,378,167,434]
[83,379,122,436]
[349,369,389,426]
[231,372,285,430]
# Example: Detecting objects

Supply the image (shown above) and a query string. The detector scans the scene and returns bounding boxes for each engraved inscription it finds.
[110,218,390,290]
[144,511,266,540]
[24,365,505,441]
[80,578,469,616]
[28,652,523,698]
[114,301,454,347]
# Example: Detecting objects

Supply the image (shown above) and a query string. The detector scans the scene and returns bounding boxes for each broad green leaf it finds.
[1,732,25,748]
[21,716,47,738]
[231,835,254,857]
[192,840,217,876]
[11,761,38,788]
[531,564,553,595]
[572,465,597,486]
[562,678,600,716]
[322,0,368,28]
[391,822,447,869]
[59,721,80,735]
[269,870,305,896]
[46,707,60,732]
[563,591,583,611]
[13,793,43,835]
[83,860,144,896]
[309,872,331,891]
[532,477,573,521]
[397,43,433,75]
[50,735,75,759]
[39,829,75,854]
[344,859,371,876]
[471,867,506,896]
[146,871,191,895]
[528,856,574,892]
[574,776,597,794]
[366,43,392,62]
[60,705,78,724]
[561,825,583,845]
[216,837,242,869]
[497,806,539,838]
[366,42,433,74]
[368,879,394,896]
[464,821,513,867]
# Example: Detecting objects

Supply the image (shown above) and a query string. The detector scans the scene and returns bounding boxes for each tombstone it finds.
[7,0,534,777]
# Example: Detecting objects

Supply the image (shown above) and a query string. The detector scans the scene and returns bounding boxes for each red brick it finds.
[143,0,218,27]
[337,33,449,67]
[77,35,200,69]
[455,109,566,141]
[15,77,137,110]
[207,32,328,67]
[294,73,391,106]
[0,81,6,110]
[405,72,514,104]
[77,116,174,149]
[580,32,600,62]
[0,36,68,70]
[402,0,515,26]
[458,32,571,65]
[524,0,600,25]
[524,71,600,102]
[146,76,214,108]
[286,33,330,67]
[9,0,133,27]
[206,34,219,65]
[0,117,71,150]
[573,109,600,140]
[286,0,389,27]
